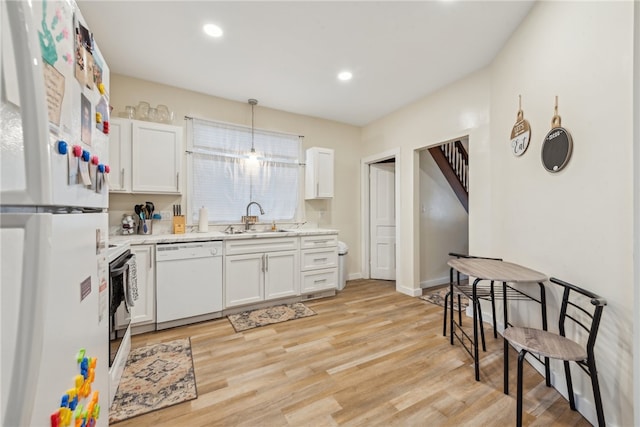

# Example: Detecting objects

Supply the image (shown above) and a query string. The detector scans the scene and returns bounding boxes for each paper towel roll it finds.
[198,207,209,232]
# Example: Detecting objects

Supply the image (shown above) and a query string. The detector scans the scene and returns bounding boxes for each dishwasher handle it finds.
[156,242,223,261]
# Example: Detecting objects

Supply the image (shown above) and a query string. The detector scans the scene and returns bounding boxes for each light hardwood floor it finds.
[115,279,591,426]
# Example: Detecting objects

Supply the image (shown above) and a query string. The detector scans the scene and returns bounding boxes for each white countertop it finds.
[109,228,339,246]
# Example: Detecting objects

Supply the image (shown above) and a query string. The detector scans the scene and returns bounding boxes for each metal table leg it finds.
[503,281,509,394]
[538,282,550,386]
[472,278,480,381]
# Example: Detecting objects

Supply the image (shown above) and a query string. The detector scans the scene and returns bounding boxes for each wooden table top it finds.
[447,258,548,283]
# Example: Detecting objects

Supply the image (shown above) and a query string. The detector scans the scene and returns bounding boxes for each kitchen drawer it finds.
[300,247,338,271]
[300,234,338,249]
[225,236,299,255]
[301,268,338,293]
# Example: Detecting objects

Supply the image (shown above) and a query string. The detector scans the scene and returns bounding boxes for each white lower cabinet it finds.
[300,237,338,293]
[225,253,264,307]
[264,250,299,300]
[301,268,338,293]
[224,237,300,308]
[130,244,155,325]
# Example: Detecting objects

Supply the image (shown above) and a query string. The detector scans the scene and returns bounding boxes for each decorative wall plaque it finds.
[510,95,531,156]
[541,96,573,173]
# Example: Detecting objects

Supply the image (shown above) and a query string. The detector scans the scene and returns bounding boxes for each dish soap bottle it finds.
[271,220,277,231]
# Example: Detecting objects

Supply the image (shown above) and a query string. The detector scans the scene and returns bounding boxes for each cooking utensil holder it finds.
[138,219,152,235]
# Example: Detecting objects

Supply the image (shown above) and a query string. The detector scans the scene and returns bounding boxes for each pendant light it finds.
[248,98,258,162]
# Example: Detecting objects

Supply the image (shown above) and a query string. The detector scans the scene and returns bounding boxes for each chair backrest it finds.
[551,277,607,360]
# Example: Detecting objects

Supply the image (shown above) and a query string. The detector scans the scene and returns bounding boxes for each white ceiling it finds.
[77,1,535,126]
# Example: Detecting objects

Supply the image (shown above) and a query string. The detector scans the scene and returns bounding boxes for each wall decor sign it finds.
[510,95,531,156]
[541,96,573,173]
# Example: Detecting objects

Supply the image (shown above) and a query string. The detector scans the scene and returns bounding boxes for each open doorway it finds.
[361,149,400,285]
[418,138,469,289]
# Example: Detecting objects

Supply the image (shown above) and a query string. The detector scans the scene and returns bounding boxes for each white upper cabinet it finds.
[131,121,182,194]
[108,119,132,192]
[305,147,334,199]
[109,118,183,194]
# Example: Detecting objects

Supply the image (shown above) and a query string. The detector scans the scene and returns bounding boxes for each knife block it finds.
[173,215,185,234]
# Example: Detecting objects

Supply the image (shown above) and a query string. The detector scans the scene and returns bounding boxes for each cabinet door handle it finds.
[261,254,265,272]
[316,182,319,196]
[265,254,269,272]
[176,172,180,190]
[121,168,125,186]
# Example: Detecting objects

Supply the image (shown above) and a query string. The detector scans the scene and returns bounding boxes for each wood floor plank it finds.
[113,279,591,426]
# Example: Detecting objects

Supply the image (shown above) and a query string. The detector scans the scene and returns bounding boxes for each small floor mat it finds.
[109,338,197,424]
[420,288,469,311]
[227,302,316,332]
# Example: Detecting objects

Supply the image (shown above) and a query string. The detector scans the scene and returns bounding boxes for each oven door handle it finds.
[109,264,129,277]
[110,253,134,277]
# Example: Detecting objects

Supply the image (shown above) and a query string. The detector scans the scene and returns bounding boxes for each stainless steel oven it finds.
[108,245,132,367]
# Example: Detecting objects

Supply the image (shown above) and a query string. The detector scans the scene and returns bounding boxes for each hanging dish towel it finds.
[124,253,138,308]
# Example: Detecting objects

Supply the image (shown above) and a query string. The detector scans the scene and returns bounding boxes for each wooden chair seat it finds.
[503,277,606,427]
[503,327,587,361]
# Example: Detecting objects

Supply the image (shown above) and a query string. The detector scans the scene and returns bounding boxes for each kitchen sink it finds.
[224,229,290,235]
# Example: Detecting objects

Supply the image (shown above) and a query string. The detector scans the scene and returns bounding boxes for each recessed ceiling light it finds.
[337,71,353,81]
[203,24,223,38]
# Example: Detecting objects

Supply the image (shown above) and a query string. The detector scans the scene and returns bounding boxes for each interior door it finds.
[370,162,396,280]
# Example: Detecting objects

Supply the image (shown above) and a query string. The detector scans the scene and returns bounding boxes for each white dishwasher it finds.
[156,241,223,329]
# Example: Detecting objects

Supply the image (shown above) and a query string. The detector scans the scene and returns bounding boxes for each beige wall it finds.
[361,1,635,425]
[634,3,640,425]
[108,74,362,278]
[361,69,491,296]
[418,150,468,287]
[489,2,633,425]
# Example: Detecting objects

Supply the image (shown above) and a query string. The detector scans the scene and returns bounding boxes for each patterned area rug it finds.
[109,338,197,424]
[420,288,469,311]
[227,302,316,332]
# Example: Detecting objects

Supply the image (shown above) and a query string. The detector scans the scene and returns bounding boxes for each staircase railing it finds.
[428,140,468,212]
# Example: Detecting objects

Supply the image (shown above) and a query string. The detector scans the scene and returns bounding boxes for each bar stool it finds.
[444,253,502,351]
[503,277,606,427]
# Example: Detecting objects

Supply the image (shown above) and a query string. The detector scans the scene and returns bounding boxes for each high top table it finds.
[447,258,549,394]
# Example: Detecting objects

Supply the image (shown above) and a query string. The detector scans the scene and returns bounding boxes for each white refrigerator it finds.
[1,1,112,425]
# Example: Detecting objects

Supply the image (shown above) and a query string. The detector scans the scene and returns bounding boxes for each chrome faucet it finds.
[245,201,265,230]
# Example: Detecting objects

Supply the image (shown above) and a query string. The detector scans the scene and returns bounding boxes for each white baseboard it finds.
[398,284,421,297]
[347,272,363,281]
[420,276,448,288]
[420,274,468,289]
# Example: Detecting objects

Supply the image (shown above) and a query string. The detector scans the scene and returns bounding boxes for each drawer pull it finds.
[314,279,327,283]
[313,258,328,262]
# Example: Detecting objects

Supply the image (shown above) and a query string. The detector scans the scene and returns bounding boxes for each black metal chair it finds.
[503,277,606,427]
[444,253,502,351]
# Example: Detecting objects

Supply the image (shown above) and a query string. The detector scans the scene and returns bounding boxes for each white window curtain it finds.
[189,118,301,223]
